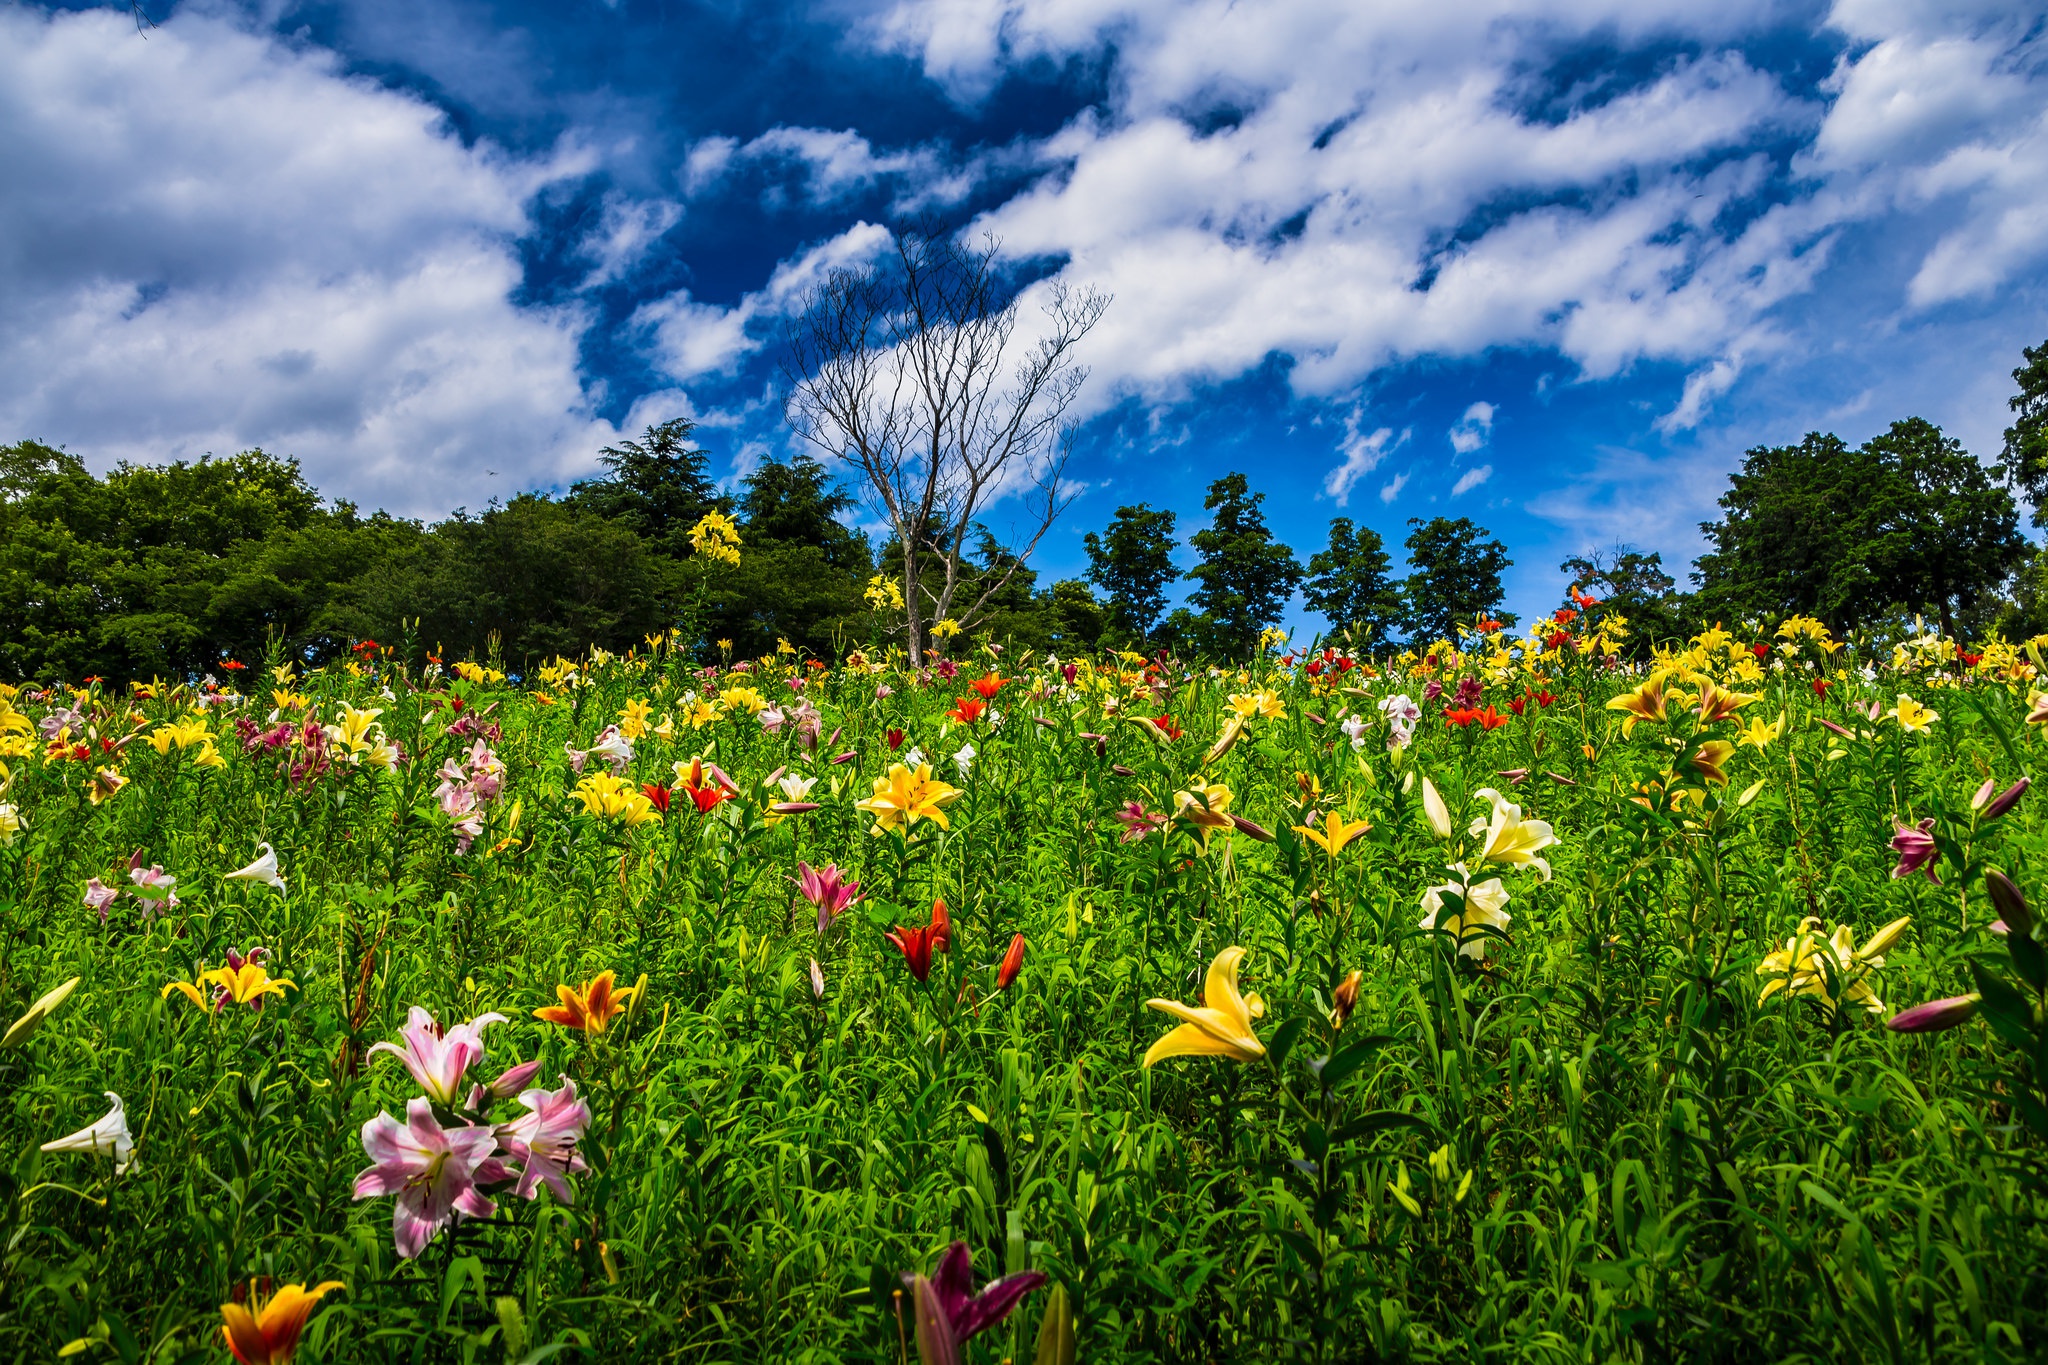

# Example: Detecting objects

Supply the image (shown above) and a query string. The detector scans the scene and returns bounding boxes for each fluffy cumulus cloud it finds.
[866,0,2048,445]
[0,5,658,514]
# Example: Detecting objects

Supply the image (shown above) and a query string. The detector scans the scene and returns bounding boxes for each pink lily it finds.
[1890,818,1939,884]
[1114,801,1170,844]
[796,862,862,933]
[495,1079,592,1203]
[366,1006,507,1104]
[353,1098,505,1259]
[82,878,120,921]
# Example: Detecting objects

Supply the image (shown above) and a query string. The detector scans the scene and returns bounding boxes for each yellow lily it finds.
[1295,810,1372,858]
[220,1280,345,1365]
[1226,689,1287,721]
[1604,672,1668,735]
[1173,781,1236,848]
[856,763,964,835]
[162,962,296,1011]
[618,697,653,740]
[571,772,661,825]
[1757,915,1910,1015]
[1889,694,1938,733]
[1691,739,1735,785]
[1736,713,1784,750]
[1696,679,1758,725]
[1142,946,1266,1066]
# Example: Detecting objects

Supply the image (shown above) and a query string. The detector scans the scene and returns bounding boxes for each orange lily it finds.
[535,970,635,1035]
[221,1280,344,1365]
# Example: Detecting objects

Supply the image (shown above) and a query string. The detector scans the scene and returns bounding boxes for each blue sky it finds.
[5,0,2046,629]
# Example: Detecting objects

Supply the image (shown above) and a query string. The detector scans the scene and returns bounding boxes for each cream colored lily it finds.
[1143,946,1266,1066]
[224,842,286,893]
[1466,788,1557,880]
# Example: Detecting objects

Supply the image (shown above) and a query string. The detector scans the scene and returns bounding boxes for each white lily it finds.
[223,841,286,893]
[42,1091,134,1173]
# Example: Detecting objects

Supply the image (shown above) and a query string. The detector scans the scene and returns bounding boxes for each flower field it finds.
[2,614,2047,1363]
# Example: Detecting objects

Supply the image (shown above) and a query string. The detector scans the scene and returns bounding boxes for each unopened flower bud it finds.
[1331,969,1362,1028]
[1984,777,2030,821]
[996,933,1026,991]
[1987,869,2033,938]
[1229,814,1275,842]
[1886,993,1981,1034]
[487,1058,542,1098]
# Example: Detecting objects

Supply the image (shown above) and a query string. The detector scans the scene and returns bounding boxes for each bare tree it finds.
[783,229,1109,662]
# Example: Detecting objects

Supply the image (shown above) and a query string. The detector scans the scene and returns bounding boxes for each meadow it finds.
[2,607,2046,1364]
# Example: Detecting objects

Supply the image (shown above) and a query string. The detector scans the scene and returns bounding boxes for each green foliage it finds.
[1084,504,1179,645]
[1695,422,2027,635]
[1559,547,1692,656]
[2004,337,2048,527]
[1181,473,1303,659]
[1400,516,1512,643]
[1303,517,1403,652]
[563,418,723,553]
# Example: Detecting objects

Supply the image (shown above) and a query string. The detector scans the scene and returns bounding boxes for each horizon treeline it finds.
[4,336,2046,679]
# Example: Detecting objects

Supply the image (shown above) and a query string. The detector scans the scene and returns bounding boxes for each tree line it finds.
[4,339,2045,678]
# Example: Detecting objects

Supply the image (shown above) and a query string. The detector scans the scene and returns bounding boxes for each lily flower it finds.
[902,1241,1047,1365]
[1888,694,1938,733]
[367,1007,507,1103]
[223,841,286,893]
[82,877,119,921]
[1756,915,1910,1016]
[1604,673,1668,735]
[1172,782,1236,848]
[1142,946,1266,1067]
[795,861,862,933]
[1418,865,1512,959]
[1696,680,1758,725]
[1691,739,1735,785]
[41,1091,134,1173]
[353,1098,504,1259]
[1331,969,1362,1028]
[1890,818,1939,883]
[1294,810,1372,858]
[495,1078,592,1203]
[535,970,636,1036]
[1114,800,1169,844]
[1467,788,1557,879]
[1203,714,1247,764]
[856,762,963,835]
[219,1280,345,1365]
[886,901,953,983]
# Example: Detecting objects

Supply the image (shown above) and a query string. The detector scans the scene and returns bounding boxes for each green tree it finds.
[2004,337,2048,526]
[1558,546,1692,656]
[1182,473,1303,659]
[565,418,722,552]
[1303,517,1403,652]
[702,455,871,657]
[1084,503,1179,643]
[1692,433,1884,629]
[1400,516,1512,644]
[1862,417,2028,638]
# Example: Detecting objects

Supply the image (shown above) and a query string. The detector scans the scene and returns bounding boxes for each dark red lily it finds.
[902,1241,1046,1365]
[886,900,952,982]
[641,783,672,813]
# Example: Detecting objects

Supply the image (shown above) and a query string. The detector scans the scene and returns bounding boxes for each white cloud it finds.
[633,221,894,381]
[1323,412,1400,505]
[579,193,683,287]
[1448,401,1495,455]
[0,5,656,515]
[1451,464,1493,495]
[681,125,978,211]
[863,0,2048,429]
[1379,470,1410,503]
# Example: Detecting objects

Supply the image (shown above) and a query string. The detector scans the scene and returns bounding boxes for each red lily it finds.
[678,759,736,814]
[1444,707,1479,728]
[886,900,953,982]
[1509,697,1526,716]
[1153,714,1184,740]
[1475,705,1509,731]
[945,697,987,725]
[969,671,1007,700]
[887,728,906,750]
[641,783,672,813]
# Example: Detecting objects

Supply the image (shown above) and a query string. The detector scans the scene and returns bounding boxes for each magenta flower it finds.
[128,860,178,910]
[1886,993,1981,1034]
[495,1079,592,1203]
[354,1098,505,1259]
[465,1057,542,1110]
[366,1006,507,1105]
[902,1241,1046,1365]
[1114,801,1170,844]
[1890,818,1939,883]
[796,862,862,933]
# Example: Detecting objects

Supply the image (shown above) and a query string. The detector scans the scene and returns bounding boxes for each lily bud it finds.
[1987,869,2033,938]
[1331,969,1362,1029]
[486,1058,542,1098]
[1229,814,1276,842]
[1111,764,1136,777]
[1970,777,1996,811]
[809,958,826,999]
[1421,777,1452,840]
[771,802,822,814]
[1886,993,1981,1034]
[1983,776,2031,821]
[830,750,857,765]
[1817,716,1854,739]
[2,976,80,1050]
[997,933,1026,991]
